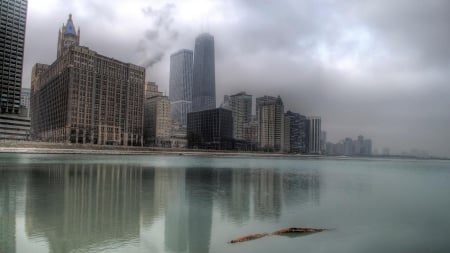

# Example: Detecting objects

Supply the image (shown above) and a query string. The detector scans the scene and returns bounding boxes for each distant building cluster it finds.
[325,135,372,156]
[0,11,379,155]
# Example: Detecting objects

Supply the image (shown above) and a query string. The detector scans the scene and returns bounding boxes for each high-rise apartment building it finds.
[0,0,27,114]
[31,15,145,146]
[187,108,233,150]
[285,111,307,153]
[306,116,321,154]
[169,49,193,127]
[226,92,252,140]
[192,33,215,112]
[256,95,284,152]
[144,82,171,147]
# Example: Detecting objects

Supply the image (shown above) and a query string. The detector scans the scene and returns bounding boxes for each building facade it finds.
[192,33,215,112]
[285,111,307,153]
[306,116,321,154]
[0,0,27,114]
[144,83,171,147]
[227,92,252,140]
[31,15,145,146]
[0,113,30,140]
[256,95,284,152]
[169,49,193,127]
[187,108,233,150]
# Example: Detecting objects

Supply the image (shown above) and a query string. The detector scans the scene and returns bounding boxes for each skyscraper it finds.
[285,111,307,153]
[192,33,215,112]
[256,95,284,152]
[169,49,193,127]
[227,92,252,140]
[31,15,145,146]
[306,116,321,154]
[0,0,27,114]
[187,108,233,150]
[144,82,171,147]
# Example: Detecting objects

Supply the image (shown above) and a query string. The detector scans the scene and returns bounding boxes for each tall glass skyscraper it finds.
[169,49,193,127]
[192,33,215,112]
[0,0,27,114]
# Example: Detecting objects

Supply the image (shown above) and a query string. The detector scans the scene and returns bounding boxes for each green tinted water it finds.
[1,154,450,253]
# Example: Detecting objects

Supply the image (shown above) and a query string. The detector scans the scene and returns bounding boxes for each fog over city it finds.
[23,0,450,157]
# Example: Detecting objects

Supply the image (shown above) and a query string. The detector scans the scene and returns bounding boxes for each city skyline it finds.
[19,0,450,157]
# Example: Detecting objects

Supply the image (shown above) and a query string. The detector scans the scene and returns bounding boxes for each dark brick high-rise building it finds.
[187,108,233,149]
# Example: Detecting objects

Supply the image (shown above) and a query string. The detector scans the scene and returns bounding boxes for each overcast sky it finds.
[23,0,450,157]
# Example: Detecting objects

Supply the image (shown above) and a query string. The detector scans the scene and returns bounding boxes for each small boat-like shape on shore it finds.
[229,227,329,244]
[272,227,328,235]
[229,233,269,243]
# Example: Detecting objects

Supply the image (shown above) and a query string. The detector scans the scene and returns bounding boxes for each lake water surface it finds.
[1,153,450,253]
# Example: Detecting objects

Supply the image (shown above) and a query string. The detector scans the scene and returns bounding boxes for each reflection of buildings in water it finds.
[215,168,251,224]
[25,164,142,253]
[164,169,188,253]
[281,170,321,207]
[252,169,283,220]
[140,168,156,226]
[186,168,214,253]
[0,170,25,253]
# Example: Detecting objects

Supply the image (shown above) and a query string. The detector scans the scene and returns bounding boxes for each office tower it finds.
[145,81,161,98]
[243,116,258,148]
[362,139,372,155]
[0,0,27,114]
[256,96,284,152]
[144,82,171,147]
[187,108,233,150]
[321,130,327,154]
[306,116,321,154]
[285,111,307,153]
[20,88,30,109]
[31,15,145,146]
[227,92,252,140]
[192,33,215,112]
[169,49,193,127]
[284,115,290,152]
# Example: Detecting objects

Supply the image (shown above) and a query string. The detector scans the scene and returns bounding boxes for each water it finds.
[1,153,450,253]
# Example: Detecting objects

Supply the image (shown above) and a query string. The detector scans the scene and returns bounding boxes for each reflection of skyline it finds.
[0,170,25,253]
[215,167,322,222]
[25,164,142,253]
[215,168,251,224]
[164,169,188,253]
[2,157,323,253]
[282,170,321,207]
[186,168,214,253]
[252,169,283,220]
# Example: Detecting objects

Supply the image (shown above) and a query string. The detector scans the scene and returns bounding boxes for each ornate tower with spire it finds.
[57,14,80,58]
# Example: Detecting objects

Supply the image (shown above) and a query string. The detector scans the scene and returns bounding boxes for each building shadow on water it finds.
[25,164,142,253]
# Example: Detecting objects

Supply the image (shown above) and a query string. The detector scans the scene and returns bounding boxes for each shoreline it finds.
[0,142,447,160]
[0,141,320,158]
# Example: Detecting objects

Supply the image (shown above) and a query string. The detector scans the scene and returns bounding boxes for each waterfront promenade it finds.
[0,141,317,158]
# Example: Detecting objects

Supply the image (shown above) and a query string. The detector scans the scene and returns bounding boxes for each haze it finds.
[23,0,450,157]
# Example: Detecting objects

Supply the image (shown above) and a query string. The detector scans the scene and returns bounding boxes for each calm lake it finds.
[1,153,450,253]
